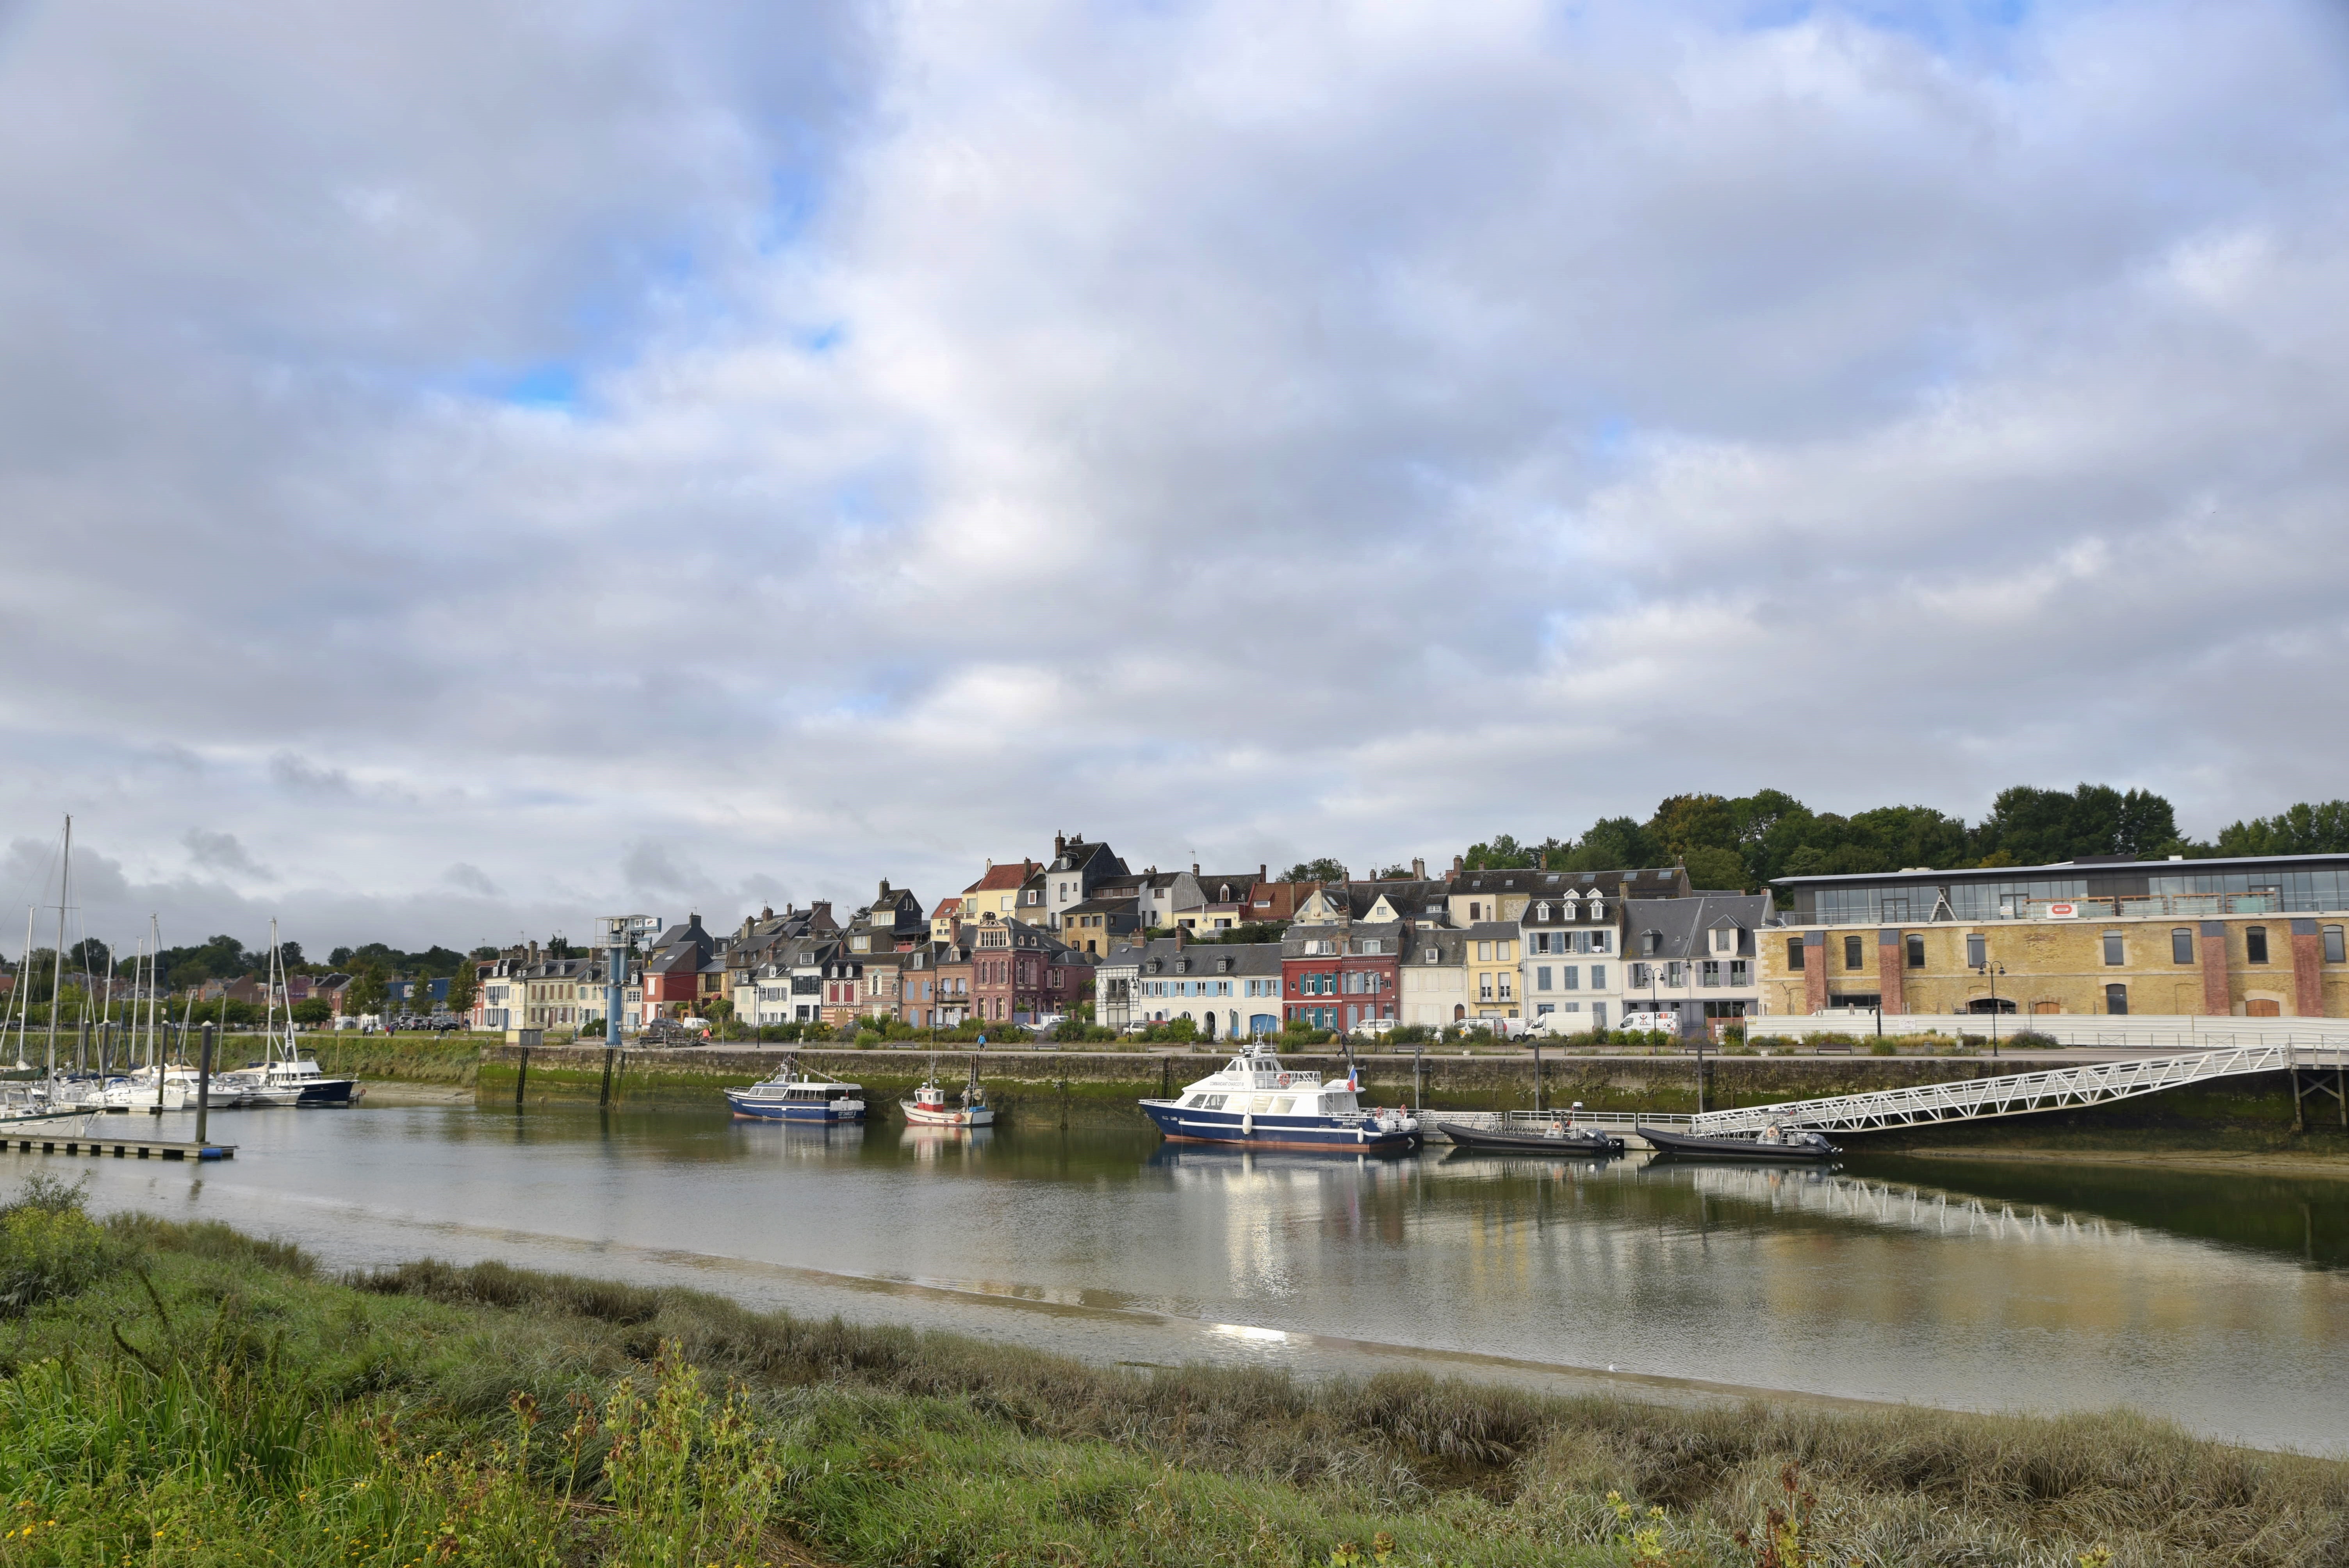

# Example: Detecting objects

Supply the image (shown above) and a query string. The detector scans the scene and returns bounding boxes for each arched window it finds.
[2105,984,2129,1016]
[2171,928,2195,965]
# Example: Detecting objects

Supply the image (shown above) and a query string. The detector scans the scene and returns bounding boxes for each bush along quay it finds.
[1,1174,2344,1566]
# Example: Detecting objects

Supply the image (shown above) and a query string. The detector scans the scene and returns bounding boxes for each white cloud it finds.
[2,0,2348,952]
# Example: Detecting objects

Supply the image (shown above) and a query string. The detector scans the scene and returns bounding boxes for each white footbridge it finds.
[1688,1041,2349,1138]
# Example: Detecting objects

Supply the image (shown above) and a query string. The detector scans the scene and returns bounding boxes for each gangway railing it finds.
[1690,1042,2349,1136]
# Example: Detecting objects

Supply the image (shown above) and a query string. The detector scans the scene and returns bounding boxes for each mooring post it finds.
[1161,1056,1170,1098]
[1532,1041,1543,1114]
[514,1046,529,1108]
[195,1022,214,1146]
[1413,1045,1423,1113]
[599,1047,615,1107]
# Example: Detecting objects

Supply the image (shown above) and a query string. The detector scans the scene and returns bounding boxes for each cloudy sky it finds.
[2,0,2345,956]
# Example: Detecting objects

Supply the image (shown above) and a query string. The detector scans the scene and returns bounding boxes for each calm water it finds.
[47,1098,2349,1453]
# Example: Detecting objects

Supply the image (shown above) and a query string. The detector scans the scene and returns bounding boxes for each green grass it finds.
[0,1180,2341,1566]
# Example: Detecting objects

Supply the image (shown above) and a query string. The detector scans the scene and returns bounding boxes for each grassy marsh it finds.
[0,1177,2339,1566]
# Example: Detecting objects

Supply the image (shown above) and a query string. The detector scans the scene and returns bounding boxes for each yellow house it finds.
[1464,922,1520,1019]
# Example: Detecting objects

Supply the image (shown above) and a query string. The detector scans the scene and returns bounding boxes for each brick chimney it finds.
[1411,856,1425,879]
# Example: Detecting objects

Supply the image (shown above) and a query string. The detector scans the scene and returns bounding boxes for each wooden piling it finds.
[514,1046,529,1108]
[599,1048,615,1107]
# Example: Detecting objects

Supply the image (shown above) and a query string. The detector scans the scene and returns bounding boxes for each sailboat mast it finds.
[46,815,69,1083]
[147,915,161,1069]
[6,903,29,1066]
[264,918,280,1053]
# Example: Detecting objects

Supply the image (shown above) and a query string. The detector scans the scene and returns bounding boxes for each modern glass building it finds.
[1775,854,2349,927]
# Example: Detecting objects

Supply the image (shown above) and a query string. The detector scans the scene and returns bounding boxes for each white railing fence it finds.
[1690,1042,2349,1136]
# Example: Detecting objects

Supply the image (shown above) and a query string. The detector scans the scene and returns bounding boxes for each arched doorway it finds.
[1453,1004,1465,1022]
[1203,1012,1217,1039]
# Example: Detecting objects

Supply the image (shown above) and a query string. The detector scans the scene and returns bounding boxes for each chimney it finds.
[1055,832,1067,855]
[1411,856,1425,879]
[1172,925,1185,949]
[878,878,890,898]
[1191,861,1199,875]
[1259,864,1267,881]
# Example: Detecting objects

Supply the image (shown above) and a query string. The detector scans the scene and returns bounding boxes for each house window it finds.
[1730,960,1750,986]
[1469,902,1481,921]
[1629,962,1650,989]
[1590,965,1606,989]
[2105,984,2129,1015]
[1701,961,1721,987]
[1561,966,1579,990]
[1423,947,1439,962]
[2329,926,2347,964]
[1477,941,1492,962]
[1666,962,1686,987]
[1536,966,1552,991]
[1966,934,1987,968]
[1498,975,1512,1001]
[1786,938,1805,972]
[2246,926,2269,964]
[2171,928,2195,965]
[1843,935,1864,970]
[1897,933,1921,969]
[2102,932,2124,967]
[1478,975,1494,1001]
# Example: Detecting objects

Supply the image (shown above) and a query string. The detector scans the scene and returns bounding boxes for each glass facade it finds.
[1791,860,2349,924]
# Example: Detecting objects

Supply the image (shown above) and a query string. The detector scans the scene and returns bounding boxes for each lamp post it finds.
[1972,960,2006,1057]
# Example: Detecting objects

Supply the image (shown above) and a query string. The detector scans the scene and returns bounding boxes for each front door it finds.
[2247,999,2281,1017]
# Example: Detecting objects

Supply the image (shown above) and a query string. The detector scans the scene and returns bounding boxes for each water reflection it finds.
[39,1101,2349,1451]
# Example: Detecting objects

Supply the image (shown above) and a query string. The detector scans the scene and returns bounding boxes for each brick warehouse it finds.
[1763,853,2349,1017]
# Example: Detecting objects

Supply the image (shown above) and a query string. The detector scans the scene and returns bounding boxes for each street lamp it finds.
[1972,960,2006,1057]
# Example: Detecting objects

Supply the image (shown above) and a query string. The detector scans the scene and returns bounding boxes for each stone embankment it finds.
[431,1038,2348,1150]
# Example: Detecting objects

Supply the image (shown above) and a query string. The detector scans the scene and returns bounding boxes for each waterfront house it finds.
[1622,893,1770,1035]
[1117,936,1283,1039]
[962,859,1041,924]
[1283,920,1406,1032]
[966,917,1089,1026]
[1399,928,1470,1027]
[1463,921,1522,1021]
[1520,878,1625,1031]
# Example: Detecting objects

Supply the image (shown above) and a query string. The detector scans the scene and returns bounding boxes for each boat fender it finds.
[1356,1121,1365,1144]
[1241,1112,1253,1137]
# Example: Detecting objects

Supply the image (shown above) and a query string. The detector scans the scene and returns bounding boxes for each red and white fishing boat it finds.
[901,1058,993,1127]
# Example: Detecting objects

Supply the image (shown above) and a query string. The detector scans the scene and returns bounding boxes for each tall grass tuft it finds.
[0,1173,119,1316]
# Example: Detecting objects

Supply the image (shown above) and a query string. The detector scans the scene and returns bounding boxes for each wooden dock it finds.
[2,1130,234,1161]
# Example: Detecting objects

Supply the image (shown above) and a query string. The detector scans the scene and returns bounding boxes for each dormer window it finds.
[1535,903,1550,921]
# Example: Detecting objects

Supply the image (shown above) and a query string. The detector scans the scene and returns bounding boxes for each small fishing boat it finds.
[902,1058,993,1127]
[726,1057,866,1122]
[1435,1117,1625,1156]
[1638,1123,1840,1160]
[1139,1042,1419,1151]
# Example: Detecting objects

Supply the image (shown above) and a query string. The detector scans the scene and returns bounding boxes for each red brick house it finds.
[967,918,1090,1026]
[1283,921,1407,1032]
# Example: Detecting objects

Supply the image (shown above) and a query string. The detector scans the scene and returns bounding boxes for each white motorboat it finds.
[1139,1042,1420,1151]
[726,1057,865,1122]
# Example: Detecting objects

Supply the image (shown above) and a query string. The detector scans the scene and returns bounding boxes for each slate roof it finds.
[1623,894,1773,961]
[964,861,1037,894]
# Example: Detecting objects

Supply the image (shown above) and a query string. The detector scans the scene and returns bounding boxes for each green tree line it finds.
[1450,785,2349,896]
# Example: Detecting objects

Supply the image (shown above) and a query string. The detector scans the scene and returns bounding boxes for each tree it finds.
[345,965,388,1019]
[290,998,332,1026]
[328,946,355,967]
[1680,846,1749,891]
[444,962,478,1019]
[1280,857,1347,883]
[276,939,307,969]
[2214,800,2349,857]
[1975,783,2181,866]
[1461,834,1538,870]
[65,937,112,976]
[1561,816,1657,872]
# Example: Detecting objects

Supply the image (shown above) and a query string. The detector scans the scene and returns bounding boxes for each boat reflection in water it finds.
[898,1124,994,1166]
[729,1117,866,1163]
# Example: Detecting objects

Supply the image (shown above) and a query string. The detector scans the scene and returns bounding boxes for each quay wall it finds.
[451,1041,2346,1148]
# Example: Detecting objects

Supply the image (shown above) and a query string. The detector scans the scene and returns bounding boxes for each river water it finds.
[47,1098,2349,1453]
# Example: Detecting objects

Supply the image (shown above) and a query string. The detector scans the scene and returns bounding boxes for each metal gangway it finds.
[1690,1041,2349,1137]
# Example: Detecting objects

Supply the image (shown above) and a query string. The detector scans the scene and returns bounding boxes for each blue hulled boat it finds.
[1139,1044,1419,1152]
[725,1058,866,1123]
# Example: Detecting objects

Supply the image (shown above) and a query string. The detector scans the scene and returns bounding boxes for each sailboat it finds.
[223,920,359,1106]
[0,818,94,1131]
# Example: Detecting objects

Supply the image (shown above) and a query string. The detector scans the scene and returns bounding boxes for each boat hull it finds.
[1140,1099,1419,1152]
[726,1092,864,1123]
[901,1104,994,1127]
[1638,1125,1838,1160]
[292,1078,359,1107]
[1434,1122,1624,1155]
